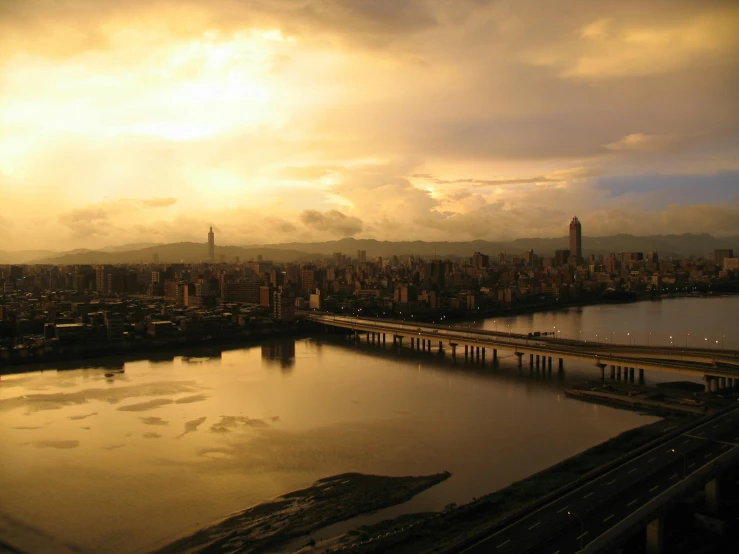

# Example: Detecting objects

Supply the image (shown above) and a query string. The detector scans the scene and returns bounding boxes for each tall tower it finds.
[569,216,582,260]
[208,226,215,262]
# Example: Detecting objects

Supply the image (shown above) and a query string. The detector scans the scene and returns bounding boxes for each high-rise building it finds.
[208,226,215,262]
[356,250,367,264]
[569,217,582,260]
[715,249,734,267]
[332,252,343,266]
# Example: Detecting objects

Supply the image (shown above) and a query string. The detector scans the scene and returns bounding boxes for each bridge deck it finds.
[305,314,739,379]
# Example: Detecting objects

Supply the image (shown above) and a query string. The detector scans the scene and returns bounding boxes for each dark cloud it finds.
[299,209,363,236]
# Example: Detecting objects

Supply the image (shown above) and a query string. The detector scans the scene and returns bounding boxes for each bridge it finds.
[304,314,739,392]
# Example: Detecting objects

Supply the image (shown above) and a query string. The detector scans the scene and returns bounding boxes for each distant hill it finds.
[246,234,739,259]
[8,233,739,265]
[29,243,325,265]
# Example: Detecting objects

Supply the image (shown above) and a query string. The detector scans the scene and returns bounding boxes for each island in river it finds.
[154,472,451,554]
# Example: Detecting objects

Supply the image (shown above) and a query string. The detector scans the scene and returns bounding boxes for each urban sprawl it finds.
[1,219,738,364]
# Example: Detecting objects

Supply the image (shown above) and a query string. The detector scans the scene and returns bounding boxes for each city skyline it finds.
[1,0,738,251]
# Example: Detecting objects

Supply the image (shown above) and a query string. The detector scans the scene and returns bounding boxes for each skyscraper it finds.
[208,226,215,262]
[569,217,582,260]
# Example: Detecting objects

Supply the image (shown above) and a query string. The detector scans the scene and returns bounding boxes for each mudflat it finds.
[154,471,451,554]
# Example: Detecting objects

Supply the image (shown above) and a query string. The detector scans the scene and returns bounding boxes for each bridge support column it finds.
[395,335,403,347]
[439,340,443,353]
[535,355,540,370]
[428,340,432,352]
[704,375,711,393]
[705,477,721,514]
[548,357,552,372]
[610,365,616,380]
[465,345,468,359]
[639,368,644,384]
[529,354,534,368]
[515,352,524,368]
[645,513,664,554]
[629,367,635,382]
[482,348,486,361]
[597,363,606,381]
[558,358,564,372]
[729,377,734,388]
[617,366,622,380]
[720,377,726,389]
[450,343,458,358]
[383,334,386,345]
[493,349,497,362]
[712,378,719,393]
[477,347,481,360]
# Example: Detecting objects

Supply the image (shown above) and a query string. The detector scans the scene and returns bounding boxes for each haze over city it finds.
[1,0,738,251]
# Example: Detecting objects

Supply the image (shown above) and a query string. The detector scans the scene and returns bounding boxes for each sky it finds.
[1,0,738,251]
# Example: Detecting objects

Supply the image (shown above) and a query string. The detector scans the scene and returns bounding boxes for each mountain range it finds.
[1,234,737,265]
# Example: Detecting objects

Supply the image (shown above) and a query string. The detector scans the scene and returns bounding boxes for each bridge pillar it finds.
[515,352,524,368]
[395,335,403,347]
[383,334,386,345]
[645,513,664,554]
[482,348,486,361]
[535,355,540,370]
[704,375,711,393]
[617,366,622,380]
[597,363,606,381]
[610,365,616,380]
[450,343,458,358]
[639,368,644,384]
[493,349,498,362]
[729,378,734,388]
[558,358,564,372]
[629,367,635,382]
[705,477,721,514]
[548,357,552,371]
[439,340,443,352]
[529,354,534,368]
[428,340,432,352]
[720,377,726,389]
[464,345,468,359]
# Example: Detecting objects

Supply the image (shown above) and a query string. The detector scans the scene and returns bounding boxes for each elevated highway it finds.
[304,313,739,391]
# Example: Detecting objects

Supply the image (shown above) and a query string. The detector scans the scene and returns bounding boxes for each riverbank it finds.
[153,472,451,554]
[564,381,738,416]
[295,417,688,553]
[0,326,307,374]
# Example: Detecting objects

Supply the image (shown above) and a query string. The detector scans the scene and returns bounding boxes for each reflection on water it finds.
[1,297,733,554]
[262,339,296,371]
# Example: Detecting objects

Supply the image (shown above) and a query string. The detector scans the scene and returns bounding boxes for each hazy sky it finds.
[1,0,738,250]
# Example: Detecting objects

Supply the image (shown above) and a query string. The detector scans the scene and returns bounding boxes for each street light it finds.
[568,511,585,552]
[671,448,687,479]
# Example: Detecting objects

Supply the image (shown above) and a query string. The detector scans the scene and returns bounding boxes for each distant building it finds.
[356,250,367,263]
[715,249,734,267]
[472,252,489,269]
[569,216,582,260]
[208,226,215,262]
[104,312,125,341]
[554,249,571,267]
[724,258,739,271]
[273,286,295,322]
[333,252,343,266]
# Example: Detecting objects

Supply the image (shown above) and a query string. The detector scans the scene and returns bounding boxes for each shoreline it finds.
[152,472,451,554]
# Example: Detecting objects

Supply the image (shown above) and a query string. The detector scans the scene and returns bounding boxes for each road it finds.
[459,407,739,554]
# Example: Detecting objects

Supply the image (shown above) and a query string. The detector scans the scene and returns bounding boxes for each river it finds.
[1,296,735,553]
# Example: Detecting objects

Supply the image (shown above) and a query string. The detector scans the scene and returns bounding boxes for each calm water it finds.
[1,297,734,553]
